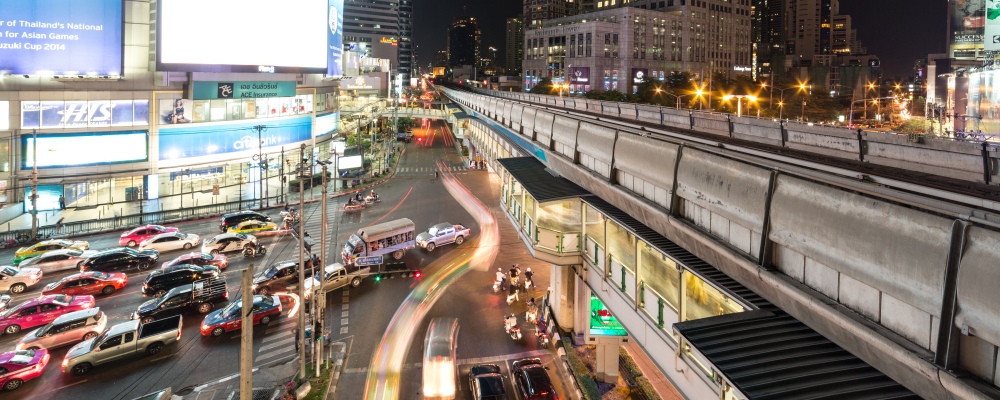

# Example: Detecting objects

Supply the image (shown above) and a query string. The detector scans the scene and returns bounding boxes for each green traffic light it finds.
[375,275,381,282]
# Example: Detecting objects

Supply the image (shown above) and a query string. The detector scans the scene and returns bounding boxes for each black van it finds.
[219,210,271,232]
[142,264,220,297]
[396,132,413,143]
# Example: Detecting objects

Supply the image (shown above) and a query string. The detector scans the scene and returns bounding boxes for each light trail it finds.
[364,161,500,399]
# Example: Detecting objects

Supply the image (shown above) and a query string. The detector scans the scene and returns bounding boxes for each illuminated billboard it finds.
[338,155,362,170]
[951,0,985,59]
[157,0,328,73]
[327,0,344,77]
[20,100,149,129]
[987,1,1000,50]
[23,131,148,168]
[158,116,312,160]
[0,0,124,76]
[588,294,627,336]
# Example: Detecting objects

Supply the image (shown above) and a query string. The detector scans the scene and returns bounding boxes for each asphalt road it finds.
[0,119,567,399]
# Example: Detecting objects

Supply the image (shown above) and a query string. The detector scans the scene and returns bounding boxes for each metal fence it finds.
[619,355,651,400]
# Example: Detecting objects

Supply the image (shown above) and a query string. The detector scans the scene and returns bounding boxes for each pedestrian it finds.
[524,267,534,289]
[55,217,65,233]
[434,171,439,179]
[292,327,300,352]
[58,195,65,210]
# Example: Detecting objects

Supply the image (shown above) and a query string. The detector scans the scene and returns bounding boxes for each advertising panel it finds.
[157,0,327,73]
[22,185,63,212]
[0,101,8,130]
[158,115,312,160]
[951,0,985,59]
[328,0,344,77]
[0,0,123,76]
[987,2,1000,50]
[23,131,147,168]
[315,111,340,136]
[588,294,627,336]
[20,100,149,129]
[341,76,383,90]
[338,155,362,170]
[568,67,590,84]
[191,81,298,100]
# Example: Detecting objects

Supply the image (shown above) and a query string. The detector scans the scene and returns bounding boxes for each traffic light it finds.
[375,275,381,282]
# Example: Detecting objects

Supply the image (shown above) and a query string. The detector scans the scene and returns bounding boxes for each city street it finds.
[0,120,566,400]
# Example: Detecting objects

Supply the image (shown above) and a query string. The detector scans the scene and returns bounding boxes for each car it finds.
[396,132,413,142]
[119,225,179,247]
[201,233,258,255]
[219,210,271,233]
[13,239,90,265]
[200,295,281,337]
[132,278,228,323]
[0,295,96,335]
[79,248,159,273]
[228,220,278,234]
[0,265,43,295]
[138,232,201,253]
[0,349,50,391]
[416,222,471,252]
[16,308,108,351]
[510,358,557,400]
[252,260,311,296]
[470,364,509,400]
[162,252,229,270]
[42,272,128,297]
[17,249,97,273]
[142,265,221,297]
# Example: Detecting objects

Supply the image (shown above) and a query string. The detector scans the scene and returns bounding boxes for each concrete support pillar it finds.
[574,272,590,340]
[550,264,576,333]
[594,336,625,383]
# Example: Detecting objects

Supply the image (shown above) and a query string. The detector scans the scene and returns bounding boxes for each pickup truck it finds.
[304,262,418,297]
[416,222,471,252]
[61,315,182,375]
[131,277,229,323]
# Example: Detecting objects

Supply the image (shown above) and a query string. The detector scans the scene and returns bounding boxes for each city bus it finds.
[423,317,459,399]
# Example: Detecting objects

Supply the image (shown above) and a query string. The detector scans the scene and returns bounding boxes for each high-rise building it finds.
[343,0,412,81]
[524,0,569,29]
[783,0,834,64]
[433,50,449,68]
[506,17,525,74]
[448,17,481,67]
[751,0,785,81]
[398,0,414,81]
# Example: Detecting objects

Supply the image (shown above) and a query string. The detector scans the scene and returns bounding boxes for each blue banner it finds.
[158,116,312,160]
[21,99,148,129]
[327,0,344,77]
[0,0,124,76]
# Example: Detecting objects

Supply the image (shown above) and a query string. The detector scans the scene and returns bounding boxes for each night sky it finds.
[413,0,948,79]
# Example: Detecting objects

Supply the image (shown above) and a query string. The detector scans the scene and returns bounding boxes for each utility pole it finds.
[280,146,285,205]
[317,161,330,374]
[240,266,254,400]
[297,143,307,380]
[251,125,268,208]
[30,129,38,240]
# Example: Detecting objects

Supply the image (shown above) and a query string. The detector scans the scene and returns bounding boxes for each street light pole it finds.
[30,129,38,239]
[316,161,330,374]
[297,143,307,380]
[239,266,254,400]
[250,125,268,208]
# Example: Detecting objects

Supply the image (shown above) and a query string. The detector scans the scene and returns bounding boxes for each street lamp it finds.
[249,124,269,208]
[778,101,785,120]
[722,94,757,117]
[657,89,693,109]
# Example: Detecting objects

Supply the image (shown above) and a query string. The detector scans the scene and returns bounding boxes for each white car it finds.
[0,265,43,294]
[18,249,97,273]
[138,232,201,253]
[202,233,258,255]
[416,223,471,252]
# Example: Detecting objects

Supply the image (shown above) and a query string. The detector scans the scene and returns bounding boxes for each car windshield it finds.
[49,294,71,306]
[8,350,36,365]
[428,226,440,235]
[123,247,139,255]
[220,302,241,318]
[206,237,218,244]
[235,233,249,240]
[0,304,24,318]
[257,296,274,307]
[0,266,18,276]
[65,250,82,257]
[92,271,109,280]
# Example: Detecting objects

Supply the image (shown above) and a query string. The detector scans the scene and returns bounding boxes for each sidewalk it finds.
[176,356,299,400]
[622,340,684,400]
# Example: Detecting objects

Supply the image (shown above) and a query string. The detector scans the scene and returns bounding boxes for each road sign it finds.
[355,256,384,266]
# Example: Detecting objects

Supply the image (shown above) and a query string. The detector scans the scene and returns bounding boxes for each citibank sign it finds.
[158,116,312,160]
[232,134,283,150]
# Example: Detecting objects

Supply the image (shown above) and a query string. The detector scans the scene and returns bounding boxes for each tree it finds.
[665,71,693,91]
[635,77,664,105]
[529,77,554,94]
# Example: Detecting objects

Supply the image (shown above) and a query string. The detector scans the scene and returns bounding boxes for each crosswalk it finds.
[255,316,299,363]
[395,165,479,173]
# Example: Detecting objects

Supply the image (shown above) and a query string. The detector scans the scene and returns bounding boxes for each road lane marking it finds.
[258,336,295,352]
[342,303,349,310]
[341,311,348,318]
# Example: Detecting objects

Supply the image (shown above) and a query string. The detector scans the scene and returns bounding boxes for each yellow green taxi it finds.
[14,239,91,265]
[227,220,278,234]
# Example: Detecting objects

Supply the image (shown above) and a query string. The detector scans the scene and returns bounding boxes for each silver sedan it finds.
[18,249,97,273]
[138,232,201,253]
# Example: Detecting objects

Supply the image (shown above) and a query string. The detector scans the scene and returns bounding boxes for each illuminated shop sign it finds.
[21,100,150,129]
[588,294,627,336]
[158,115,312,160]
[568,67,590,84]
[191,81,298,100]
[22,131,148,168]
[631,68,648,84]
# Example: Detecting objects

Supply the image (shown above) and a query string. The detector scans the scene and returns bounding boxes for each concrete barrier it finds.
[731,117,783,147]
[661,108,691,130]
[534,110,556,149]
[636,105,662,125]
[586,99,603,113]
[619,103,638,120]
[601,101,620,118]
[783,122,861,160]
[552,116,581,160]
[691,113,730,136]
[865,133,992,183]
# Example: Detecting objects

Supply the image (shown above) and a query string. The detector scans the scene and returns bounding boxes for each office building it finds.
[448,17,481,67]
[343,0,412,82]
[524,0,569,29]
[506,17,525,74]
[398,0,414,81]
[751,0,785,81]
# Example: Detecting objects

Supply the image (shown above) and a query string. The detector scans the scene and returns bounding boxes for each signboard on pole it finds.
[355,256,384,266]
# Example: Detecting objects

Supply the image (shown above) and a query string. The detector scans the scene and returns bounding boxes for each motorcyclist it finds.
[504,314,517,333]
[524,267,534,289]
[355,192,363,202]
[526,297,538,321]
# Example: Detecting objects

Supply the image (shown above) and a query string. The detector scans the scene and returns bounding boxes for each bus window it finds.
[423,317,459,399]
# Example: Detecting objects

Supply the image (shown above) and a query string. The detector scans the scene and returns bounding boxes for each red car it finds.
[0,349,50,391]
[162,252,229,270]
[42,272,128,297]
[119,225,179,247]
[0,295,96,335]
[200,295,281,337]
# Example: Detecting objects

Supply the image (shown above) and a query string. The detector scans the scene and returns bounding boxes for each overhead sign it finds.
[21,100,150,129]
[0,0,124,76]
[191,81,297,100]
[355,256,383,266]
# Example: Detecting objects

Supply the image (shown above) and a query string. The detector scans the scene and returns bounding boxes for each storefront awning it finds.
[497,157,591,202]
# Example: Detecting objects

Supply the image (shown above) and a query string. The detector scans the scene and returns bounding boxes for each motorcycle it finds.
[492,277,506,293]
[504,315,522,342]
[280,208,300,222]
[526,307,539,324]
[536,330,550,347]
[243,243,267,259]
[364,194,381,205]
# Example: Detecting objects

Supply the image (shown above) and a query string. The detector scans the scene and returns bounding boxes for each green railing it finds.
[535,227,582,254]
